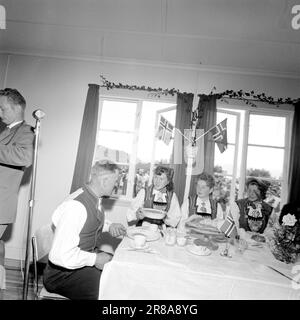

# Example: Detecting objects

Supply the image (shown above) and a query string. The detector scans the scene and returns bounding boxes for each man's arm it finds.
[49,200,97,269]
[0,125,34,166]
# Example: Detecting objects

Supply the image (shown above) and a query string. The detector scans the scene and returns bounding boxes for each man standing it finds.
[43,160,126,300]
[0,88,34,290]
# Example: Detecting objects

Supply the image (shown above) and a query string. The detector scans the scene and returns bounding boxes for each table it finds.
[99,234,300,300]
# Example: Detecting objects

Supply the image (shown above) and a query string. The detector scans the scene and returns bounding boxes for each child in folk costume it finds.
[126,166,181,228]
[180,172,225,229]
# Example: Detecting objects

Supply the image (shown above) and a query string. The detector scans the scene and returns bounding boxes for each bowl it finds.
[142,208,166,220]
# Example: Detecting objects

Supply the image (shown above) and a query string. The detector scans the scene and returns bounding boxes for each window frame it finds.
[95,93,176,201]
[217,100,294,207]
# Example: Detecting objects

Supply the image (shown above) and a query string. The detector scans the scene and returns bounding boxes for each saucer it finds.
[129,241,149,250]
[186,244,212,256]
[126,226,160,242]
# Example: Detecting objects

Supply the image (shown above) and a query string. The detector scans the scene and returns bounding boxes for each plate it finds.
[142,208,166,220]
[126,226,160,242]
[186,244,212,256]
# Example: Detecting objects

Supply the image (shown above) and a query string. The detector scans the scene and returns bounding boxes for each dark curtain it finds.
[70,84,99,192]
[288,102,300,203]
[172,93,193,205]
[189,94,217,196]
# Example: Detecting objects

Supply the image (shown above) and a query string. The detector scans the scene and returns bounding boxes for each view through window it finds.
[214,104,293,214]
[93,97,176,198]
[93,97,293,211]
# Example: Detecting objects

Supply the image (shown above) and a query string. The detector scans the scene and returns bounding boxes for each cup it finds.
[133,234,146,248]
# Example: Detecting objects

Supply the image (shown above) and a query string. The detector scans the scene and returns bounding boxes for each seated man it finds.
[180,172,225,228]
[231,177,273,234]
[43,160,126,300]
[127,166,181,228]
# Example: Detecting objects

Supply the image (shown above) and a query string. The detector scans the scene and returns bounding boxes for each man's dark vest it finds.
[74,186,105,252]
[236,198,272,234]
[188,195,218,219]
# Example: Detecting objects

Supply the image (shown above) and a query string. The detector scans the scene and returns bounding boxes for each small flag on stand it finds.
[157,116,174,145]
[220,213,238,238]
[211,118,227,153]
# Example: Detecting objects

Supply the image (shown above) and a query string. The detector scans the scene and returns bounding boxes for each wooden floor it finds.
[0,266,38,300]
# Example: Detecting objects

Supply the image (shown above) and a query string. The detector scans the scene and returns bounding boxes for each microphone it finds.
[32,109,46,120]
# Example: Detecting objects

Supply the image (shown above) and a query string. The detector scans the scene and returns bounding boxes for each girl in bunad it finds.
[127,166,181,228]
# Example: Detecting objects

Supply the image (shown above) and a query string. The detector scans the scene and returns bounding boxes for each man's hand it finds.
[94,252,113,270]
[109,223,127,237]
[136,208,145,220]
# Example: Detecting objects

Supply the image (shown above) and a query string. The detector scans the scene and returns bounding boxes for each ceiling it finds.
[0,0,300,78]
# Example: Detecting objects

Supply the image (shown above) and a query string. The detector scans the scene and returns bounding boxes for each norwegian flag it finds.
[157,115,174,145]
[220,213,238,238]
[211,118,228,153]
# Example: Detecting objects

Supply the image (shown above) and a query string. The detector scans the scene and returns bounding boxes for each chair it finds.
[31,224,68,300]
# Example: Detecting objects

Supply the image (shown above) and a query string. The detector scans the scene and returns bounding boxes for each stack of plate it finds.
[126,226,160,242]
[142,208,166,220]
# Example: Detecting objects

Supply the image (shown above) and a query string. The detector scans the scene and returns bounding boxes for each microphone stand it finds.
[22,114,43,300]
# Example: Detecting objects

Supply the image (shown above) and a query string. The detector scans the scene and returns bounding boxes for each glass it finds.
[165,228,177,246]
[248,114,285,147]
[100,100,137,131]
[246,146,284,180]
[96,131,133,159]
[216,112,237,144]
[214,144,235,175]
[137,104,176,164]
[234,236,248,256]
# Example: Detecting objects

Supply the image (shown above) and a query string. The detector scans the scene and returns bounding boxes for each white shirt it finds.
[7,120,23,129]
[126,187,182,228]
[49,188,111,270]
[196,198,212,214]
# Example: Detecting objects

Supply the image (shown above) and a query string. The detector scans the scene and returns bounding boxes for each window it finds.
[214,102,293,213]
[93,96,176,199]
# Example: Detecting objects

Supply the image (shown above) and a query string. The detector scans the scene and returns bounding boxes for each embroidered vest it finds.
[136,185,173,226]
[188,195,217,219]
[143,185,173,212]
[236,198,272,234]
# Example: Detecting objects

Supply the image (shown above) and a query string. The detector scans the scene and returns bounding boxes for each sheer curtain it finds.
[189,94,217,196]
[172,93,193,205]
[70,84,99,192]
[288,102,300,203]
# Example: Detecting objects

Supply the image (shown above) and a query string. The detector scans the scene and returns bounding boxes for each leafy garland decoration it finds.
[100,75,300,107]
[100,75,186,98]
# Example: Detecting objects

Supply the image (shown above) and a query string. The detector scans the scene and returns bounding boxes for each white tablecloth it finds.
[99,235,300,300]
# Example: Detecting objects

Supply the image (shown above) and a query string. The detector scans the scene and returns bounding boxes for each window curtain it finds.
[70,84,99,193]
[288,102,300,204]
[172,93,193,205]
[189,94,217,196]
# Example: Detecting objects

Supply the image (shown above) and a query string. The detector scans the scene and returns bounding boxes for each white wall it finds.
[2,52,299,260]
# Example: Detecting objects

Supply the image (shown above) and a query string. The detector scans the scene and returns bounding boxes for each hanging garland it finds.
[100,75,300,106]
[207,86,300,107]
[100,75,187,98]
